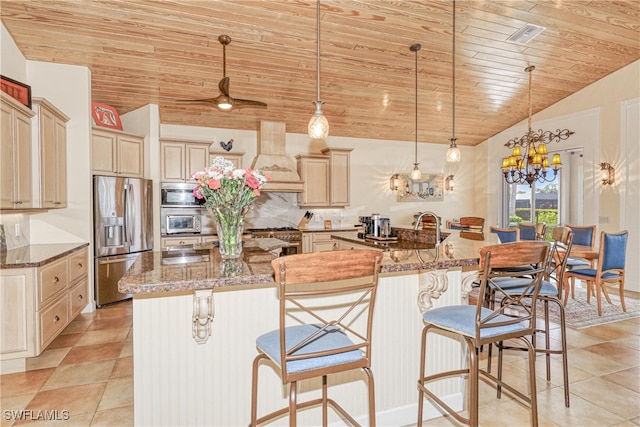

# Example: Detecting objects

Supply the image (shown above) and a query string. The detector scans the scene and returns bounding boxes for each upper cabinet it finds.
[32,98,70,209]
[92,128,144,178]
[1,92,35,210]
[297,148,352,208]
[160,139,210,182]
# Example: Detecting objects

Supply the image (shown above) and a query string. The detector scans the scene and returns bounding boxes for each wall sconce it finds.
[389,173,400,191]
[600,162,615,185]
[445,174,454,192]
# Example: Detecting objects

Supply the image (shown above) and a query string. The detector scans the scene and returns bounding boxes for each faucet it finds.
[414,211,441,247]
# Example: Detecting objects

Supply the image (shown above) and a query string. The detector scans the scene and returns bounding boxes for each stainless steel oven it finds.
[249,228,302,256]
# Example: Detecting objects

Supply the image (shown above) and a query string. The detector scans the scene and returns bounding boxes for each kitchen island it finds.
[120,231,498,426]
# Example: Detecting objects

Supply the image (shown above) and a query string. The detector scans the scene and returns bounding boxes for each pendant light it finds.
[410,43,422,181]
[308,0,329,139]
[446,0,461,164]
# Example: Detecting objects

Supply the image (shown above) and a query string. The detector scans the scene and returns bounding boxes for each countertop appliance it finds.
[93,176,153,306]
[248,227,302,256]
[359,214,390,238]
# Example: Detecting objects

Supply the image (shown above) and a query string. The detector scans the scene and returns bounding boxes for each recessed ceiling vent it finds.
[507,23,546,44]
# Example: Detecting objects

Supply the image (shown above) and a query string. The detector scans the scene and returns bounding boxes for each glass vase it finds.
[210,205,245,260]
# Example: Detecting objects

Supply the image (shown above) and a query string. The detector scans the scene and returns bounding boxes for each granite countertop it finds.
[0,242,89,269]
[119,232,500,295]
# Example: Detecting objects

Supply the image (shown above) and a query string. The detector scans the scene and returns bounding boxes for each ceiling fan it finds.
[177,35,267,112]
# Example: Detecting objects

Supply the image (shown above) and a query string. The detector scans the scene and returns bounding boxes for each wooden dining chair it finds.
[250,250,383,426]
[417,242,549,426]
[459,216,485,233]
[563,230,628,316]
[489,226,519,243]
[518,222,546,241]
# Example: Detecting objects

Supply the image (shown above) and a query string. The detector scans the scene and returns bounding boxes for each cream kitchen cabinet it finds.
[296,148,352,208]
[160,139,210,182]
[1,246,89,373]
[32,98,69,209]
[1,92,35,210]
[302,230,358,253]
[92,127,144,177]
[209,151,244,169]
[160,235,220,249]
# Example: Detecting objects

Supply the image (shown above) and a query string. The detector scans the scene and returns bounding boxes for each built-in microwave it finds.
[160,182,204,208]
[165,214,202,235]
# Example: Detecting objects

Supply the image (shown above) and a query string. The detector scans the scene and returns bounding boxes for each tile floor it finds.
[1,289,638,426]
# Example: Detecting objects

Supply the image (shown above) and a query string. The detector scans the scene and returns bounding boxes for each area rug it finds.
[468,285,640,329]
[540,286,640,329]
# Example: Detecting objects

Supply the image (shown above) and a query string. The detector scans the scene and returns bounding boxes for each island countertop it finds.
[119,231,499,295]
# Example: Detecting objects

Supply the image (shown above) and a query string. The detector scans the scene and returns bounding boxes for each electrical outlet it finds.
[14,223,21,237]
[599,216,609,224]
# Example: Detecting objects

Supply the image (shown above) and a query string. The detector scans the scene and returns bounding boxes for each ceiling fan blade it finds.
[218,77,230,96]
[233,98,268,108]
[175,98,218,105]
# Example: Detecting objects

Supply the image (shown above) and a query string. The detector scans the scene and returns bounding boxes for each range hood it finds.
[251,121,304,192]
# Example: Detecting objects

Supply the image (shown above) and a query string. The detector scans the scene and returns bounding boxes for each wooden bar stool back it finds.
[250,250,383,426]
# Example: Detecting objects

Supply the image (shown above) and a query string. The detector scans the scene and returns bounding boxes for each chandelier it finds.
[501,65,574,186]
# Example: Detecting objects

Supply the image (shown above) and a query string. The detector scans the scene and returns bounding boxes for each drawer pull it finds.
[53,276,60,283]
[77,263,83,268]
[78,294,84,300]
[54,315,60,323]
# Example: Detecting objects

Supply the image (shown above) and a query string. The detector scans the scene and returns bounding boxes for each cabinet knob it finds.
[14,201,23,205]
[78,294,84,300]
[77,263,83,268]
[53,276,60,283]
[54,315,60,323]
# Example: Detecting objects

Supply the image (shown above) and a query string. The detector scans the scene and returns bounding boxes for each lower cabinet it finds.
[302,231,359,253]
[0,246,89,373]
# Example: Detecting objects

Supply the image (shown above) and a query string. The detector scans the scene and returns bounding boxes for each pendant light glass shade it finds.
[308,0,329,139]
[411,164,422,180]
[308,100,329,139]
[446,138,461,162]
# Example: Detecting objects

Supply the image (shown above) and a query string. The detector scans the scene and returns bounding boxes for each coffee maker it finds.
[359,214,391,238]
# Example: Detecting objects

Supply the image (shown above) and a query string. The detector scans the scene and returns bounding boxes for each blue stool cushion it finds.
[502,280,558,297]
[256,324,364,374]
[423,305,526,339]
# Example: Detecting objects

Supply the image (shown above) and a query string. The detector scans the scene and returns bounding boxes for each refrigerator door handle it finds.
[124,183,134,246]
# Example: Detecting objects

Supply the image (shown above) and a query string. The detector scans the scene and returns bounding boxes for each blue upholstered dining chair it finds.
[250,250,383,427]
[518,222,546,241]
[489,226,519,243]
[417,241,549,427]
[563,230,628,316]
[491,227,573,408]
[564,224,597,300]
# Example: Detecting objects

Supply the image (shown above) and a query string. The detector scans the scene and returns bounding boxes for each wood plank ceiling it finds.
[1,0,639,146]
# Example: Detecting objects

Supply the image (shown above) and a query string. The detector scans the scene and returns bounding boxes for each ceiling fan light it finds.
[308,100,329,139]
[216,96,233,111]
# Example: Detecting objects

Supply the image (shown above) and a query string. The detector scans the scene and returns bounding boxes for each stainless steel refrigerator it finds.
[93,176,153,306]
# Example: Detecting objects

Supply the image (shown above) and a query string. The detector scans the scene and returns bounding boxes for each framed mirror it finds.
[397,173,444,202]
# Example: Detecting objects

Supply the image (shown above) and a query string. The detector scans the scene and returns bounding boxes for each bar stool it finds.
[417,242,549,426]
[491,226,573,407]
[250,250,383,426]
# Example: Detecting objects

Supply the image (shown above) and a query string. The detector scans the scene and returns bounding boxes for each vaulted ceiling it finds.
[2,1,639,146]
